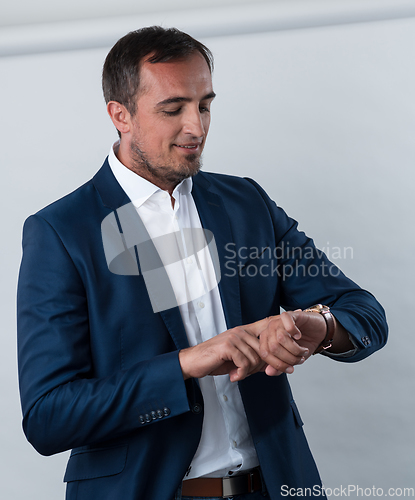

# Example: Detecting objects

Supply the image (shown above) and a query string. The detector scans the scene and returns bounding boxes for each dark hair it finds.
[102,26,214,116]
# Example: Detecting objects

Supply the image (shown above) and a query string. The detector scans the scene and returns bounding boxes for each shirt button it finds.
[223,395,228,402]
[232,440,237,448]
[198,302,205,309]
[187,257,193,264]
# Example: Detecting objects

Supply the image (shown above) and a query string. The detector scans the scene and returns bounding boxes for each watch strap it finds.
[304,304,335,354]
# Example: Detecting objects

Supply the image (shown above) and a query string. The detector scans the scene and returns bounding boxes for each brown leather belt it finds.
[181,467,262,498]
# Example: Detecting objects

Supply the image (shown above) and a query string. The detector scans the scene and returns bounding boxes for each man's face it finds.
[125,52,215,191]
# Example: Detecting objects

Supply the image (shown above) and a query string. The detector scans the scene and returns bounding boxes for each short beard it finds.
[130,140,202,189]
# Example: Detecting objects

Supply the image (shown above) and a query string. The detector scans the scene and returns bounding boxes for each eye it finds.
[162,108,182,116]
[199,106,210,113]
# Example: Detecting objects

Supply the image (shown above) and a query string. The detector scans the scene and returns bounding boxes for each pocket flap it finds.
[64,445,128,482]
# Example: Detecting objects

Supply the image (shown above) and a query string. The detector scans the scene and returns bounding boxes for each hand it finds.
[257,311,327,376]
[179,320,268,382]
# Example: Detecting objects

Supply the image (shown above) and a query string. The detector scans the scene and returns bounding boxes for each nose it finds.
[182,107,206,138]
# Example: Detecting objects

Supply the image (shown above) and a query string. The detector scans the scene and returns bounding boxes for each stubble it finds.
[130,139,202,190]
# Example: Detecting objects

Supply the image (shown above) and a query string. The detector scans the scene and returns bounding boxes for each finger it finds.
[265,365,283,377]
[232,360,268,381]
[258,326,307,374]
[267,331,308,361]
[261,348,306,375]
[260,318,308,359]
[242,317,271,339]
[280,311,302,341]
[246,359,268,376]
[230,329,272,379]
[209,360,238,377]
[258,331,296,374]
[225,329,263,381]
[230,327,262,356]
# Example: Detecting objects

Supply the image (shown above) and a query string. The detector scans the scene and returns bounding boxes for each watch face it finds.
[305,303,329,313]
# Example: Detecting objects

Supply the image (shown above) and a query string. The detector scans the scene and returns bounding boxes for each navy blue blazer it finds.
[17,160,387,499]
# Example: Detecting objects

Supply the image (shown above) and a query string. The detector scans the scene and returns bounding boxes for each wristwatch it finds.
[304,304,335,355]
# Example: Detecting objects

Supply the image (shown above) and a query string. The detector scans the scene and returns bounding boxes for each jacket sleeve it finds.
[245,177,388,362]
[17,214,193,456]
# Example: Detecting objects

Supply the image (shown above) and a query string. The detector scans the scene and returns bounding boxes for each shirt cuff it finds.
[321,332,359,358]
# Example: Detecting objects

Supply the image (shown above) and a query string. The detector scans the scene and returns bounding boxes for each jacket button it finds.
[163,407,171,417]
[151,411,157,420]
[156,409,164,419]
[139,415,145,425]
[145,413,151,423]
[192,403,202,414]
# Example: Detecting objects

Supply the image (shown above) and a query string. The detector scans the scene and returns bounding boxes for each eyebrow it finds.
[156,91,216,108]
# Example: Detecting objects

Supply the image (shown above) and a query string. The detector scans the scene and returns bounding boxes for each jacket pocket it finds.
[64,445,128,482]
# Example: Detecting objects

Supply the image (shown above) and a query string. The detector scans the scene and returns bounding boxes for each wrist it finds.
[178,348,193,380]
[304,304,335,354]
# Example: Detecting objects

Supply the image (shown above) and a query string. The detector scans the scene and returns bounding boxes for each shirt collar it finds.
[108,141,193,208]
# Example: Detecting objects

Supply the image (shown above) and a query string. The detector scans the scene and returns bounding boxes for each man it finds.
[17,26,387,500]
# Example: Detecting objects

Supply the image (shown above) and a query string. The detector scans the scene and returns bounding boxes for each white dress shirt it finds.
[108,142,259,479]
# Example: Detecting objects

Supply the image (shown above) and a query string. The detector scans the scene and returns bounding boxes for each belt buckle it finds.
[250,471,255,493]
[222,474,247,497]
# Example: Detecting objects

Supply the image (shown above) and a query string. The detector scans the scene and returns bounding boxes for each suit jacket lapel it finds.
[93,159,190,351]
[192,174,242,329]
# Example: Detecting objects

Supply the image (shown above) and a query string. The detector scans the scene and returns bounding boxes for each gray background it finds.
[1,0,414,497]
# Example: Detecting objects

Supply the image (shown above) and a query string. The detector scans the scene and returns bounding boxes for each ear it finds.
[107,101,131,135]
